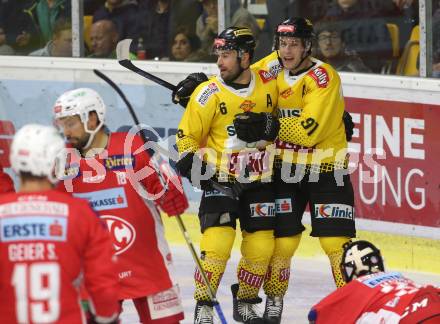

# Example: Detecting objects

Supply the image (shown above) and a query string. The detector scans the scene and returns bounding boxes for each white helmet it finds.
[10,124,66,184]
[53,88,106,149]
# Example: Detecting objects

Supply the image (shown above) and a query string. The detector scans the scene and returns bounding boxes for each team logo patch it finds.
[101,215,136,255]
[308,67,329,88]
[74,187,128,211]
[196,82,219,106]
[314,203,354,220]
[250,202,276,217]
[239,100,256,112]
[280,88,293,99]
[275,198,292,213]
[258,70,275,83]
[1,215,68,242]
[104,154,135,170]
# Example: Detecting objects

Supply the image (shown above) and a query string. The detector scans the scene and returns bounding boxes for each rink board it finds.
[0,57,438,272]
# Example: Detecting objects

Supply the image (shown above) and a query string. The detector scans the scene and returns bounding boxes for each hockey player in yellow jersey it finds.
[175,27,280,324]
[233,18,356,324]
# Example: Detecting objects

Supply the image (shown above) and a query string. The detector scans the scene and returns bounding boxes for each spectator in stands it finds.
[325,0,393,73]
[0,0,43,54]
[29,19,71,57]
[30,0,71,44]
[170,27,206,61]
[88,19,119,58]
[231,6,261,42]
[254,0,333,60]
[196,0,218,57]
[169,0,202,37]
[315,20,371,73]
[0,27,14,55]
[136,0,170,59]
[93,0,138,41]
[368,0,418,56]
[85,0,105,15]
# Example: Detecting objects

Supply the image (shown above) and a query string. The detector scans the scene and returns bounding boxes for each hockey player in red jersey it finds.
[309,240,440,323]
[53,87,189,323]
[0,123,120,324]
[0,163,14,193]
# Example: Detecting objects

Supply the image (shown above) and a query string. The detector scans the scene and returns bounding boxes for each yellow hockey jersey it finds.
[253,51,348,167]
[176,68,278,180]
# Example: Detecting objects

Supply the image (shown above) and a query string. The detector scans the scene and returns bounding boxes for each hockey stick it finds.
[114,40,237,200]
[116,39,175,91]
[93,69,228,324]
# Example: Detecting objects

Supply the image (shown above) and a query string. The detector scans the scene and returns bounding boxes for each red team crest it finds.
[101,215,136,255]
[309,67,329,88]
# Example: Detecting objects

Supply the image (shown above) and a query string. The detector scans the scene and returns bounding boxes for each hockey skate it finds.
[231,283,265,324]
[194,301,214,324]
[263,296,283,324]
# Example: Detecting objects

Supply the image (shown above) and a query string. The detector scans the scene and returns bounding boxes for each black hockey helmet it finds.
[341,240,385,282]
[212,26,256,58]
[273,17,314,51]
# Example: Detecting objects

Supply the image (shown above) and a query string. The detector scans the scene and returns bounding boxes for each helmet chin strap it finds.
[82,120,104,150]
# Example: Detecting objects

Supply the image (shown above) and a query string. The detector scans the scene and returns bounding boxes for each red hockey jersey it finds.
[0,190,119,324]
[0,165,14,193]
[59,132,177,299]
[310,271,440,323]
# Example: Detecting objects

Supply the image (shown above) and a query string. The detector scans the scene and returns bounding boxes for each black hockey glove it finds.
[233,112,280,143]
[175,152,213,190]
[343,111,354,142]
[172,73,209,108]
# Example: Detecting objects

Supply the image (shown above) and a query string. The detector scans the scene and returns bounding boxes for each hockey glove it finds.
[233,112,280,143]
[343,111,354,142]
[172,73,209,108]
[175,152,214,190]
[158,181,189,216]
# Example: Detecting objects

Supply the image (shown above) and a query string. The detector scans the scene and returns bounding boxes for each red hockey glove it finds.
[158,182,189,216]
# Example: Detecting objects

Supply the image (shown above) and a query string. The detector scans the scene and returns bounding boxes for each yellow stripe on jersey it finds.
[176,68,278,180]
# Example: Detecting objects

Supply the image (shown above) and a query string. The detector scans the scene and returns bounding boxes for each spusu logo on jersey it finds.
[309,67,329,88]
[101,215,136,255]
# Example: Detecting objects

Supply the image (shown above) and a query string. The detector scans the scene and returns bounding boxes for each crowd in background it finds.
[1,0,439,76]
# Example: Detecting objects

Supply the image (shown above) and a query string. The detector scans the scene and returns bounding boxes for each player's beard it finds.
[221,64,242,83]
[67,133,91,150]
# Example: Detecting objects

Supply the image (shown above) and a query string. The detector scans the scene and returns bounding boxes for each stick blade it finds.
[116,39,133,61]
